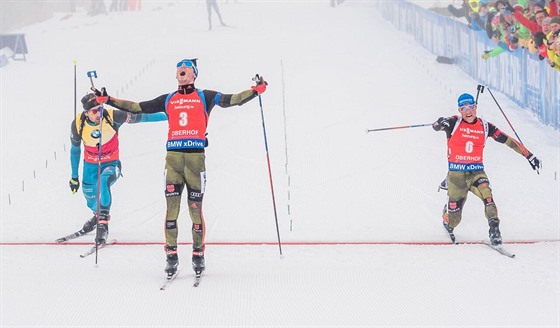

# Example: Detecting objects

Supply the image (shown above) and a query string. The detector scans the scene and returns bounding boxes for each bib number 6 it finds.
[465,141,474,153]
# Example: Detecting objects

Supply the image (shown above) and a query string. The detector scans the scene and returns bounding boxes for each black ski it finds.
[55,229,87,243]
[79,239,117,258]
[160,270,180,290]
[482,241,515,258]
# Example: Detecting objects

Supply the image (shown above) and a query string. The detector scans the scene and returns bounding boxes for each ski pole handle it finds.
[475,84,485,103]
[87,70,97,89]
[366,123,432,133]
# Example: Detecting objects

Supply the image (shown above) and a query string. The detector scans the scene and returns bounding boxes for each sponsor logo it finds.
[167,139,205,149]
[189,191,202,198]
[460,127,484,134]
[166,185,175,193]
[461,133,480,140]
[449,162,485,171]
[454,155,481,161]
[171,129,199,137]
[170,98,201,105]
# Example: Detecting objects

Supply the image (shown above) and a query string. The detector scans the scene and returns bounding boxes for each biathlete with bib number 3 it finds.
[91,58,267,278]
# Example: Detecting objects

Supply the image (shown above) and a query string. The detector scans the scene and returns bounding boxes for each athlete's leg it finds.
[81,162,99,212]
[469,171,498,221]
[164,152,186,255]
[446,171,470,228]
[183,152,207,256]
[98,161,122,215]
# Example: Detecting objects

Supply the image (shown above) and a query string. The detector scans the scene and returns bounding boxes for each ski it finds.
[79,239,117,258]
[55,229,87,243]
[193,272,202,287]
[160,270,180,290]
[482,241,516,258]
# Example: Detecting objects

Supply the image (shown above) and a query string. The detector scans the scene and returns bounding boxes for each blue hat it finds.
[480,0,488,4]
[176,58,199,77]
[533,0,545,8]
[458,93,475,107]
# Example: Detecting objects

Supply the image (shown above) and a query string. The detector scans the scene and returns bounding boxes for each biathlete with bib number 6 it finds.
[92,58,267,278]
[432,93,541,246]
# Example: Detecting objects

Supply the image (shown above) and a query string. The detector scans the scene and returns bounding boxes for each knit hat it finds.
[81,93,99,111]
[551,16,560,25]
[457,93,475,107]
[176,58,198,77]
[533,1,545,9]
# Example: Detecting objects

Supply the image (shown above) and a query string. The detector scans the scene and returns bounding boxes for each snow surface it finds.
[1,1,559,327]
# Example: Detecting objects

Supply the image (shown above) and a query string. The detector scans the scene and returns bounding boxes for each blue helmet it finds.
[457,93,475,107]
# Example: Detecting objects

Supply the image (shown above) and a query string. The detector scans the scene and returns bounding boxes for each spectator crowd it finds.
[448,0,560,72]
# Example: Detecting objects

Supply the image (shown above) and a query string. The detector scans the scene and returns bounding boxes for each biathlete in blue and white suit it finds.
[69,93,167,245]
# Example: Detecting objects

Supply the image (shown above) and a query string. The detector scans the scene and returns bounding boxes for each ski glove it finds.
[433,117,450,131]
[251,75,268,94]
[91,87,109,104]
[526,154,542,172]
[69,177,80,194]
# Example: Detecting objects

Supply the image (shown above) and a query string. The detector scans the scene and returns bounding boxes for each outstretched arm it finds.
[113,110,167,124]
[490,124,541,172]
[211,75,267,109]
[217,89,258,108]
[92,87,167,114]
[108,98,144,113]
[490,124,529,157]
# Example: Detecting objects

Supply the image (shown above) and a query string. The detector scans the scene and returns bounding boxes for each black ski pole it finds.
[366,123,432,133]
[87,70,103,264]
[485,86,524,144]
[475,84,484,104]
[485,86,540,173]
[74,60,77,117]
[253,74,282,256]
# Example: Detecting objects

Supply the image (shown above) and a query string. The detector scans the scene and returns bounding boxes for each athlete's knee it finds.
[473,177,490,189]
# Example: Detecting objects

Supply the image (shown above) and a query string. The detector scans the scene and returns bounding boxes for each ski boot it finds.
[164,246,179,278]
[94,213,110,245]
[442,204,456,244]
[192,248,205,274]
[488,218,502,246]
[82,214,97,233]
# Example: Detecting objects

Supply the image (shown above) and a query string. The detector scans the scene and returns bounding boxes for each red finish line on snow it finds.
[1,240,558,246]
